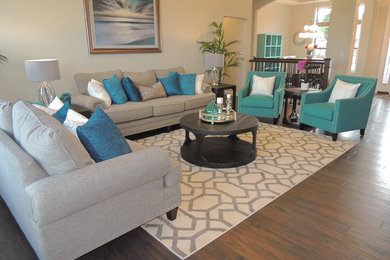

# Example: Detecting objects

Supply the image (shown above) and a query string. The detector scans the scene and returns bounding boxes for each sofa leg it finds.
[360,128,365,136]
[166,207,178,221]
[332,133,338,141]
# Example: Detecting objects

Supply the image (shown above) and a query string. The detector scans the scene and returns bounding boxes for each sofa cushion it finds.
[301,102,335,121]
[104,102,154,124]
[74,69,124,94]
[195,74,205,94]
[145,97,185,116]
[153,66,185,79]
[158,73,182,96]
[122,77,141,102]
[87,78,112,108]
[0,99,13,136]
[123,70,157,87]
[77,108,132,162]
[181,92,216,110]
[241,95,274,108]
[103,74,128,104]
[12,101,93,176]
[137,81,167,101]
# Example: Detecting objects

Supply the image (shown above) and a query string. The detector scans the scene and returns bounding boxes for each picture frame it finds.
[84,0,161,54]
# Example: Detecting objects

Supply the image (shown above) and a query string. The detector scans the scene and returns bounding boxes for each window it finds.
[314,7,332,57]
[350,4,365,73]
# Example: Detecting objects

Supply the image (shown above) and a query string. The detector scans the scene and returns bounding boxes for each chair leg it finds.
[299,123,305,130]
[360,128,365,136]
[332,133,338,141]
[273,117,278,125]
[166,207,178,221]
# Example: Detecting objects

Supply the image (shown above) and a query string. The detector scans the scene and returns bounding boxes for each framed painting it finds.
[84,0,161,54]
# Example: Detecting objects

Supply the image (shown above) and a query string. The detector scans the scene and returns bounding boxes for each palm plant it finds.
[198,22,243,84]
[0,53,8,64]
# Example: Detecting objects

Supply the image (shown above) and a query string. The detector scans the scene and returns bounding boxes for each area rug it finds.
[135,123,356,259]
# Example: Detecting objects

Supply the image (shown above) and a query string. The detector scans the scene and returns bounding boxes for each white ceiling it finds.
[275,0,330,5]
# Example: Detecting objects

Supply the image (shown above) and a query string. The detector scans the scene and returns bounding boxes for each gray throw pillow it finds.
[0,99,13,136]
[12,101,93,175]
[137,81,167,101]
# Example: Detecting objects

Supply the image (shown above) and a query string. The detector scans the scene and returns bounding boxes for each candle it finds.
[217,97,223,104]
[226,94,231,99]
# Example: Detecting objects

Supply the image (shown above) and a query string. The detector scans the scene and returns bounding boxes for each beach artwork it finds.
[84,0,161,53]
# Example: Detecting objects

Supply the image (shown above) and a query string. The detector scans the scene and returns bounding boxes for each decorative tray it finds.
[199,109,237,124]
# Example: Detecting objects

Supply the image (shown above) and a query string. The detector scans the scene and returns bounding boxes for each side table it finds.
[212,83,237,109]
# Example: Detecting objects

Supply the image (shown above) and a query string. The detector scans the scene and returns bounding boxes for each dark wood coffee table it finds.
[179,113,259,168]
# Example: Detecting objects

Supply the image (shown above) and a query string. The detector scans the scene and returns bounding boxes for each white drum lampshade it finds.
[24,59,61,105]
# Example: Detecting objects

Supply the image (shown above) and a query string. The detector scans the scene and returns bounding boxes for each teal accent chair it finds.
[299,75,377,141]
[238,71,286,124]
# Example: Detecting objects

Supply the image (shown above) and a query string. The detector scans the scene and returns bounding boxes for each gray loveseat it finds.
[0,100,182,260]
[72,66,215,136]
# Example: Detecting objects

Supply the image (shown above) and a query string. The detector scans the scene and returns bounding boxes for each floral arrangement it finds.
[305,43,317,56]
[297,60,307,75]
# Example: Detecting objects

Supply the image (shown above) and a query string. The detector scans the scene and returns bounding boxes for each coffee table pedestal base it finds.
[181,136,256,168]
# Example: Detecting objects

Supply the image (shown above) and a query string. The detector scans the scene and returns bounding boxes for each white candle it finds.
[217,97,223,104]
[226,94,231,99]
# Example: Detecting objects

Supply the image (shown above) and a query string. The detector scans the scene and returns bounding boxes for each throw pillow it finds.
[169,72,196,95]
[137,81,167,101]
[52,101,72,124]
[250,75,275,97]
[12,101,93,175]
[48,96,64,110]
[76,107,132,162]
[195,74,205,94]
[158,72,182,96]
[0,99,13,136]
[328,79,361,103]
[121,77,141,102]
[63,109,88,136]
[88,78,112,108]
[103,74,128,104]
[33,104,57,115]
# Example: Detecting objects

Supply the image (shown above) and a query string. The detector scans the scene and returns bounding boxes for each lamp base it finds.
[210,67,219,86]
[39,81,56,105]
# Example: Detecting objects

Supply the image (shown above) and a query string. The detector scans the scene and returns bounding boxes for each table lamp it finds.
[24,59,61,105]
[205,54,224,86]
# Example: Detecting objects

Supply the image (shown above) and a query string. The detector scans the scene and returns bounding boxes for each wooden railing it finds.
[249,57,331,90]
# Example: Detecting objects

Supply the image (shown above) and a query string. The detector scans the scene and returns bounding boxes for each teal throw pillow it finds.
[158,72,182,96]
[76,107,132,162]
[121,77,141,102]
[52,101,72,124]
[170,72,196,95]
[103,74,128,104]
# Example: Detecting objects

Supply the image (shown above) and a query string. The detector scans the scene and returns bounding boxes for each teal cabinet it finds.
[257,34,283,58]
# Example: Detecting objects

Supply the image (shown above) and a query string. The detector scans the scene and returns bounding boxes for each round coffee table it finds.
[179,113,259,168]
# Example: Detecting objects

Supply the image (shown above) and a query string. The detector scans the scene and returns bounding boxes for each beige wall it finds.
[0,0,253,102]
[254,2,292,57]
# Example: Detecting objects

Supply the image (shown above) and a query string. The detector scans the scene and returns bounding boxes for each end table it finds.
[211,83,237,109]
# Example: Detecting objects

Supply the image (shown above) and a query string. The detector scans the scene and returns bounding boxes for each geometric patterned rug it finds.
[135,123,356,259]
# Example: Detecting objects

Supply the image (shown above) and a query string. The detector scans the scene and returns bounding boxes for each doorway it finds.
[377,6,390,93]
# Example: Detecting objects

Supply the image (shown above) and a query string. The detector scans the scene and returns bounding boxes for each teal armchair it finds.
[238,71,286,124]
[299,75,377,141]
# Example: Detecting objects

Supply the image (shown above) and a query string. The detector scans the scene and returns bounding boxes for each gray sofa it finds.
[72,66,215,136]
[0,100,182,260]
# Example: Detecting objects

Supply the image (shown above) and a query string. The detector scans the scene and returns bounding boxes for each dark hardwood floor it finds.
[1,95,389,260]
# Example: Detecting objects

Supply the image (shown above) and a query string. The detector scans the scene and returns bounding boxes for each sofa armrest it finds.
[25,147,171,225]
[71,93,106,110]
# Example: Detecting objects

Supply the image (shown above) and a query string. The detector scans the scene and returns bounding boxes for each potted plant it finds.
[198,22,242,84]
